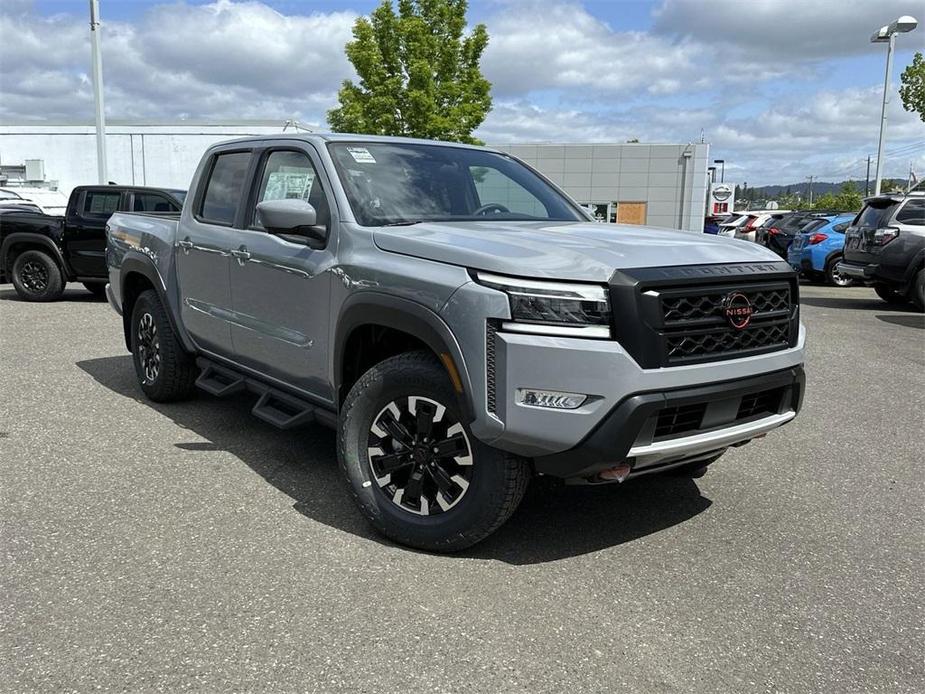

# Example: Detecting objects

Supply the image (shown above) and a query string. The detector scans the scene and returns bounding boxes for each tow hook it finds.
[598,463,632,483]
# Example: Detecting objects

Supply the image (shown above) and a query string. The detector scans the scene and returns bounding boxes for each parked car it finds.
[734,210,792,243]
[758,212,825,256]
[0,187,69,215]
[105,134,806,552]
[0,185,183,300]
[787,213,856,286]
[716,213,750,237]
[838,191,925,311]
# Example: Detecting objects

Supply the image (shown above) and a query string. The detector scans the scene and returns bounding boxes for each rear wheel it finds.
[338,351,530,552]
[11,249,64,302]
[130,289,198,402]
[874,284,909,305]
[825,256,853,287]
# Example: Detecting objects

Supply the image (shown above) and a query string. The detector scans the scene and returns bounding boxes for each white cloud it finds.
[654,0,924,62]
[482,1,708,97]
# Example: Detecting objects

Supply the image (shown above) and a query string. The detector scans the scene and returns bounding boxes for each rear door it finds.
[176,149,255,355]
[844,199,901,264]
[64,188,123,277]
[226,145,337,401]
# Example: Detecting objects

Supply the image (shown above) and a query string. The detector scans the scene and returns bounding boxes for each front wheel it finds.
[11,249,64,302]
[825,257,853,287]
[338,351,530,552]
[874,284,909,305]
[130,289,198,402]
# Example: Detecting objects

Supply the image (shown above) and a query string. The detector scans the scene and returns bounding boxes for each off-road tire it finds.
[338,350,530,552]
[83,282,107,298]
[11,249,64,302]
[130,289,198,402]
[912,269,925,312]
[874,284,909,305]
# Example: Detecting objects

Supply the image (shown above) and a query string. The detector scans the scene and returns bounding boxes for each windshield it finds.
[328,142,584,226]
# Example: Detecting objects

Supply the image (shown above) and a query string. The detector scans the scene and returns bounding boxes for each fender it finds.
[902,247,925,284]
[0,232,72,278]
[119,251,196,354]
[334,292,475,422]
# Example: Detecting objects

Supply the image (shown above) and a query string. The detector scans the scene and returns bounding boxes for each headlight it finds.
[475,271,611,338]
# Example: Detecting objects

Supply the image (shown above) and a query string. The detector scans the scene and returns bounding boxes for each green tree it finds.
[899,51,925,122]
[832,181,863,212]
[328,0,492,143]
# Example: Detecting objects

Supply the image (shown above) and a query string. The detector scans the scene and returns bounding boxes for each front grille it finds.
[654,403,706,438]
[486,321,498,414]
[641,384,791,448]
[662,288,790,325]
[737,387,785,420]
[666,322,791,361]
[608,263,800,368]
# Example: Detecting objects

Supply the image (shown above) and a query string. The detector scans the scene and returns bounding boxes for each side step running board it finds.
[196,362,246,397]
[194,357,336,430]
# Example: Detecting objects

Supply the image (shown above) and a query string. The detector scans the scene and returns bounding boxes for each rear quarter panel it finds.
[106,212,179,309]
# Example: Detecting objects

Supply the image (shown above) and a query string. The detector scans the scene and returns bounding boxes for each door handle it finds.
[231,247,251,265]
[178,238,193,253]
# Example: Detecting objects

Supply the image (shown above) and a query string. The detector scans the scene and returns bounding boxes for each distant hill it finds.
[741,179,906,201]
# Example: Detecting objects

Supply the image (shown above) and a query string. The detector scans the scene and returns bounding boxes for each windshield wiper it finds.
[381,219,424,227]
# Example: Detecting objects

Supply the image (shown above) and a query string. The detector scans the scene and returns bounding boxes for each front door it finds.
[227,147,336,402]
[64,188,121,277]
[175,149,253,355]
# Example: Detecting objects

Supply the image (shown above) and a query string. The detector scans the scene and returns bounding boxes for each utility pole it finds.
[865,156,871,196]
[806,176,814,207]
[89,0,108,184]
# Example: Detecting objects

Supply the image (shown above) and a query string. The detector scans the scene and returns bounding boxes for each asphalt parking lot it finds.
[1,283,923,693]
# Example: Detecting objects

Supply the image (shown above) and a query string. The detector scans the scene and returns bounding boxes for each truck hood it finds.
[373,220,782,281]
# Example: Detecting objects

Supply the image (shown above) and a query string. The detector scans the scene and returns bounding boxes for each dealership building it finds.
[0,121,710,232]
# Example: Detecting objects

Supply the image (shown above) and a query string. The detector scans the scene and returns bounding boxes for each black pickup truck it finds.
[0,185,184,301]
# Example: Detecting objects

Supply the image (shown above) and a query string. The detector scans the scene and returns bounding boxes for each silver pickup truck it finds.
[105,133,806,551]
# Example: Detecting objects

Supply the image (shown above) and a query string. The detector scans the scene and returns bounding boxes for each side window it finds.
[199,151,251,225]
[252,150,330,231]
[895,199,925,226]
[83,191,121,216]
[470,166,549,217]
[832,222,849,232]
[134,193,180,213]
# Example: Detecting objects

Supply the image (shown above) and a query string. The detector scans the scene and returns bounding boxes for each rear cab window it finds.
[83,190,121,217]
[133,192,181,213]
[198,151,252,226]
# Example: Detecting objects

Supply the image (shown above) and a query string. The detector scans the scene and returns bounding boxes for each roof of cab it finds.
[209,132,499,153]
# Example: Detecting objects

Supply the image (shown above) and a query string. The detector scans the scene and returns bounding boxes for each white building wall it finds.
[0,122,283,196]
[494,142,710,232]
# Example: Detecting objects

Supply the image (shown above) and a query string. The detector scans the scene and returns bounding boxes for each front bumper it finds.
[532,366,804,479]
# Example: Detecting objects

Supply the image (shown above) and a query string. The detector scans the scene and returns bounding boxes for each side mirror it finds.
[256,199,326,245]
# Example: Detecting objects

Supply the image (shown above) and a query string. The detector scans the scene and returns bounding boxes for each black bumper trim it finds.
[533,366,805,479]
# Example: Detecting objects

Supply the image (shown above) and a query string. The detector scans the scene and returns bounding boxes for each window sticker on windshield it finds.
[346,147,376,164]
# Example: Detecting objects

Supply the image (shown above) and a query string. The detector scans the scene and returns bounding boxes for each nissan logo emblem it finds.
[722,292,753,329]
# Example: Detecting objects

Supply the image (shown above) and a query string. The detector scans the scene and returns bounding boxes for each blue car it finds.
[788,213,857,286]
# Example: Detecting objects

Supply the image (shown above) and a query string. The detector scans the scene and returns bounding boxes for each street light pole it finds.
[89,0,108,184]
[873,32,895,197]
[871,15,918,197]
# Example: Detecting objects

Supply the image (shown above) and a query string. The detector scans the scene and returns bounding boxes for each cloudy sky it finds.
[1,0,923,185]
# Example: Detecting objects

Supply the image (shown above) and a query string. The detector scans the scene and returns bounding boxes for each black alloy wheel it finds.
[136,311,161,384]
[19,260,49,292]
[367,396,474,516]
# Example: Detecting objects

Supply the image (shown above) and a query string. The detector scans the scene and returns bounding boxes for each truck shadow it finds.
[799,294,914,312]
[76,355,711,565]
[0,285,105,302]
